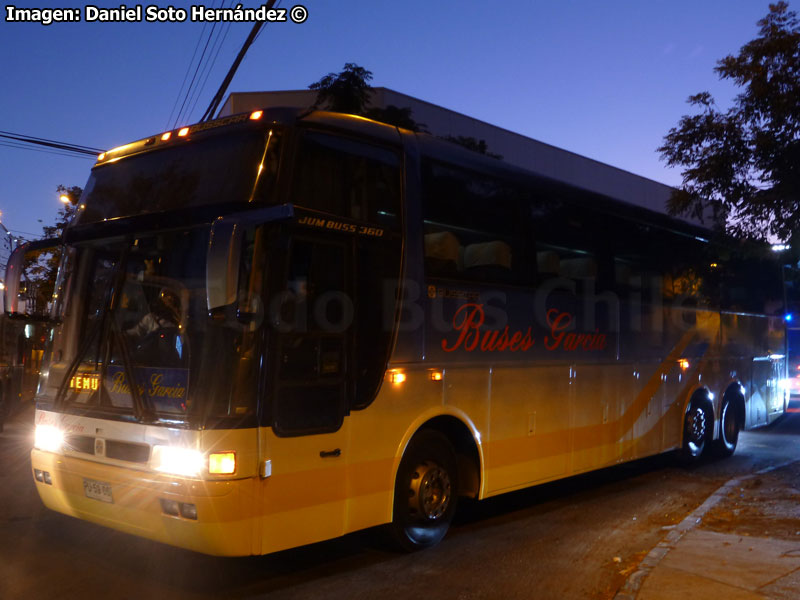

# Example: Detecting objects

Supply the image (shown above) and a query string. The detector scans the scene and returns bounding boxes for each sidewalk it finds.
[616,460,800,600]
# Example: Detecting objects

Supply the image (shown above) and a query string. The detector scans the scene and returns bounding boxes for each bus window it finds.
[291,132,401,226]
[271,237,351,436]
[421,160,528,284]
[352,236,400,410]
[529,196,611,290]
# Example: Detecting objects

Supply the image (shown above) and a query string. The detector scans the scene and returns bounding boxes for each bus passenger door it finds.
[260,234,353,553]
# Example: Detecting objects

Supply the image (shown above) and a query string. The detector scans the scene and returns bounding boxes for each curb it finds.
[613,458,800,600]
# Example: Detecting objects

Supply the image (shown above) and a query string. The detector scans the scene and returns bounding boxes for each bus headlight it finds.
[34,425,64,453]
[152,445,204,477]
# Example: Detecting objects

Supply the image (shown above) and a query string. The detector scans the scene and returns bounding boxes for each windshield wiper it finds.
[54,309,104,409]
[55,240,155,422]
[109,317,156,422]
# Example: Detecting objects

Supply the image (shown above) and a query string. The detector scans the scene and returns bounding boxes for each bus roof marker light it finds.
[679,358,690,371]
[161,132,172,141]
[250,110,263,120]
[430,371,443,382]
[389,371,406,385]
[178,127,190,137]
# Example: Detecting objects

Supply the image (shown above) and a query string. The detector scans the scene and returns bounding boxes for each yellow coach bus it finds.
[5,109,787,556]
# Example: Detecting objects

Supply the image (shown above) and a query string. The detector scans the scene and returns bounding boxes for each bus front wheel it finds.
[389,429,458,551]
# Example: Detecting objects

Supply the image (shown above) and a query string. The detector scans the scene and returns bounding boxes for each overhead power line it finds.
[166,16,213,129]
[186,18,234,122]
[174,19,223,128]
[253,0,282,43]
[171,0,232,128]
[201,0,276,122]
[8,229,41,238]
[0,140,94,160]
[0,130,103,156]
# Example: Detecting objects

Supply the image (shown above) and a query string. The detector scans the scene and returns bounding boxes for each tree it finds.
[22,184,82,313]
[309,63,427,132]
[310,63,503,154]
[44,184,82,239]
[658,2,800,241]
[309,63,375,115]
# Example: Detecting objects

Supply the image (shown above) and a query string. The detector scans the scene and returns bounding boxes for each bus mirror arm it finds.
[206,204,294,312]
[4,312,62,324]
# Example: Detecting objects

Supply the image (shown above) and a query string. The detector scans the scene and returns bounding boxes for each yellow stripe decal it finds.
[485,327,701,469]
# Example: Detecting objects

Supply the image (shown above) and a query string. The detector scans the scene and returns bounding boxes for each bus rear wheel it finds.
[680,401,709,461]
[389,429,458,551]
[713,397,740,457]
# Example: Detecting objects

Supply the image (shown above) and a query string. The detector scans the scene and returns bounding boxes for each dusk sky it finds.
[0,0,774,241]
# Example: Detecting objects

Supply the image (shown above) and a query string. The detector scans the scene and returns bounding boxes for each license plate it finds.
[83,478,113,503]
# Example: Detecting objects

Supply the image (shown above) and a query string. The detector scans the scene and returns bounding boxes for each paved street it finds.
[2,406,799,600]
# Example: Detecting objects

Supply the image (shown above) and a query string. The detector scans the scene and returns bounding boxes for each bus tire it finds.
[389,429,458,551]
[680,399,710,462]
[713,396,740,457]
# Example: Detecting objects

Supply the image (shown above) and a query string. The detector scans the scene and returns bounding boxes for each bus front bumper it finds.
[31,449,259,556]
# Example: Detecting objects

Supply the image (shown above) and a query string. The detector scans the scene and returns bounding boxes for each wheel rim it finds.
[687,406,706,451]
[408,461,451,520]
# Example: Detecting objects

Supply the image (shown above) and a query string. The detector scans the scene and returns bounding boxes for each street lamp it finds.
[59,194,70,204]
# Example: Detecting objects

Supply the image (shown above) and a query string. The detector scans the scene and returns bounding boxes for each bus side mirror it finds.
[206,204,295,312]
[4,239,64,323]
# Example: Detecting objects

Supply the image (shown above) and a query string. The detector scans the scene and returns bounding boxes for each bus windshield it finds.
[43,226,260,426]
[76,129,280,225]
